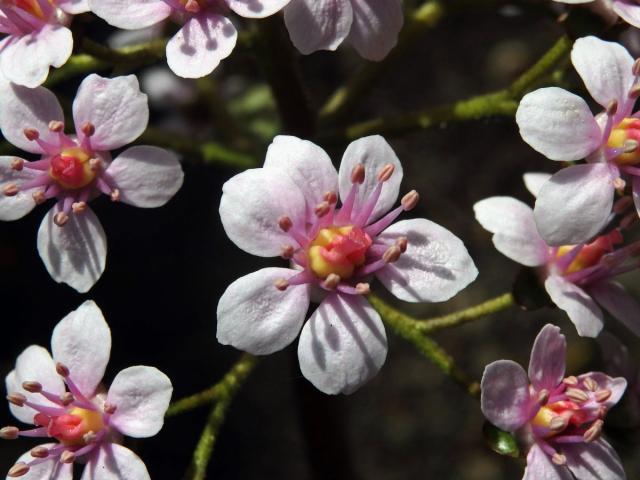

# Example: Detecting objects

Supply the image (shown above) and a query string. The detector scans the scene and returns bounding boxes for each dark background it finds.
[1,2,639,479]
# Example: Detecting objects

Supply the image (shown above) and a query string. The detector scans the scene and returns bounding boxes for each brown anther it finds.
[3,183,19,197]
[110,188,121,202]
[613,177,626,191]
[60,392,74,406]
[613,196,633,214]
[7,462,29,477]
[556,11,569,23]
[10,158,24,171]
[278,215,293,232]
[274,278,289,291]
[351,164,365,184]
[30,446,49,458]
[72,202,87,214]
[565,387,589,403]
[23,128,39,141]
[395,236,408,253]
[377,164,395,182]
[32,191,46,205]
[55,362,70,378]
[583,419,604,443]
[314,201,330,218]
[6,393,26,407]
[551,453,567,466]
[629,83,640,99]
[548,415,567,431]
[563,376,578,386]
[21,381,42,393]
[633,58,640,77]
[0,426,19,440]
[83,431,97,444]
[623,139,639,153]
[607,100,618,116]
[323,273,341,290]
[583,377,599,392]
[184,0,201,12]
[355,283,370,295]
[323,191,338,204]
[81,121,95,137]
[48,120,64,133]
[280,245,295,259]
[89,158,101,172]
[595,389,612,403]
[60,450,75,464]
[382,245,402,263]
[401,190,419,211]
[103,403,117,415]
[537,389,549,405]
[53,212,69,227]
[620,211,639,230]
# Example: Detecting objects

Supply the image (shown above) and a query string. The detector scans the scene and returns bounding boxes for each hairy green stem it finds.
[81,38,167,65]
[183,354,259,480]
[46,55,109,87]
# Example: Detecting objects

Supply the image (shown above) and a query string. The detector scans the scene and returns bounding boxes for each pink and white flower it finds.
[0,74,184,293]
[217,135,478,394]
[88,0,291,79]
[481,324,627,480]
[283,0,403,61]
[516,36,640,245]
[474,173,640,338]
[554,0,640,30]
[1,300,173,479]
[0,0,89,87]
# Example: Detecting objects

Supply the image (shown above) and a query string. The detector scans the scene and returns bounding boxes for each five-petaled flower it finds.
[217,135,478,394]
[283,0,403,61]
[481,324,627,480]
[0,74,184,293]
[89,0,292,79]
[516,36,640,246]
[0,0,89,87]
[1,300,173,479]
[475,173,640,338]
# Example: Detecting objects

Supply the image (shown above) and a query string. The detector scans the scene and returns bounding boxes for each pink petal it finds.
[533,163,616,246]
[544,275,604,338]
[227,0,292,18]
[571,36,635,114]
[376,218,478,303]
[263,135,338,214]
[58,0,90,14]
[12,445,73,480]
[0,82,64,154]
[51,301,111,397]
[105,146,184,208]
[166,13,237,79]
[7,346,64,425]
[523,172,552,198]
[523,443,572,480]
[589,281,640,336]
[347,0,403,61]
[516,87,601,161]
[563,439,626,480]
[81,444,150,480]
[37,206,107,293]
[284,0,353,54]
[0,25,73,88]
[0,156,39,221]
[474,196,548,267]
[612,0,640,28]
[107,366,172,438]
[297,294,387,395]
[88,0,172,29]
[338,135,403,223]
[73,74,149,151]
[577,372,627,409]
[480,360,531,432]
[216,268,310,355]
[528,324,566,392]
[219,167,306,257]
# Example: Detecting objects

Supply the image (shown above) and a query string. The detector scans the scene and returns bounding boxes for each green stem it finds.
[46,55,110,87]
[183,354,259,480]
[81,38,167,65]
[417,292,515,334]
[369,294,480,398]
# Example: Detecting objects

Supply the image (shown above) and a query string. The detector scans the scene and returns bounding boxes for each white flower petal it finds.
[480,360,531,432]
[563,439,626,480]
[0,157,39,221]
[227,0,291,18]
[37,206,107,293]
[523,172,552,198]
[217,268,310,355]
[284,0,353,54]
[376,218,478,302]
[347,0,403,61]
[81,444,150,480]
[88,0,172,29]
[297,294,387,395]
[51,300,111,397]
[523,444,573,480]
[11,445,73,480]
[612,0,640,29]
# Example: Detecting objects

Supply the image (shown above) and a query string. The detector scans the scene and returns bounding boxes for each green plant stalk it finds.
[81,38,167,65]
[183,354,259,480]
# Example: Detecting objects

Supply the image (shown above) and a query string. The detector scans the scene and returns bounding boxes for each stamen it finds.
[565,388,589,403]
[30,446,49,458]
[537,389,549,405]
[0,426,19,440]
[280,245,295,259]
[184,0,200,12]
[89,158,102,172]
[323,273,341,290]
[607,100,618,117]
[7,462,29,478]
[23,128,39,141]
[377,164,395,182]
[351,164,365,184]
[583,377,598,392]
[53,212,69,227]
[382,245,402,264]
[60,450,75,464]
[110,189,120,202]
[633,58,640,77]
[595,389,612,403]
[48,121,63,133]
[72,202,87,214]
[10,158,24,171]
[629,84,640,100]
[551,453,567,466]
[7,393,26,407]
[278,215,293,232]
[582,419,603,443]
[81,122,95,137]
[355,283,370,295]
[274,279,289,291]
[314,201,331,218]
[623,139,638,153]
[395,236,408,253]
[613,177,626,191]
[548,415,567,432]
[21,382,42,393]
[323,191,337,205]
[401,190,419,211]
[3,183,19,196]
[103,403,117,415]
[60,392,74,406]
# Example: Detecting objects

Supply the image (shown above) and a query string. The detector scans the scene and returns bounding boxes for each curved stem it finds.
[81,38,167,65]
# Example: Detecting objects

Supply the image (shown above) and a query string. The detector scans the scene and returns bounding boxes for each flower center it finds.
[179,0,207,12]
[532,401,582,438]
[48,147,96,190]
[607,117,640,165]
[556,230,622,274]
[35,407,104,446]
[307,225,372,280]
